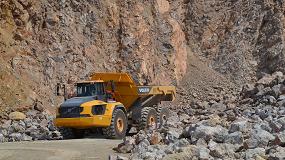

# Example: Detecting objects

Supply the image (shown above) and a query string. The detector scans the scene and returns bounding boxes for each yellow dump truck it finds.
[54,73,176,139]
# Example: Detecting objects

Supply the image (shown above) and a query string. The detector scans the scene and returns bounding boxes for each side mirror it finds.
[56,83,60,96]
[63,84,67,100]
[56,83,61,96]
[56,83,67,101]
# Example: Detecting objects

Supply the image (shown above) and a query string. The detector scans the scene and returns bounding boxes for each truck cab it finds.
[55,80,126,138]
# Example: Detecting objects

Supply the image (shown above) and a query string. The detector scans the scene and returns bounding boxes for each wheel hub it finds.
[148,116,156,126]
[116,118,124,132]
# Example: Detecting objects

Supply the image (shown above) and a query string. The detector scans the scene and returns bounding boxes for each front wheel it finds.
[103,109,127,139]
[72,129,85,139]
[58,128,85,139]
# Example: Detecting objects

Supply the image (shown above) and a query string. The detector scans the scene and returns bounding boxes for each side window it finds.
[91,85,97,96]
[97,83,101,94]
[101,83,105,94]
[97,83,104,94]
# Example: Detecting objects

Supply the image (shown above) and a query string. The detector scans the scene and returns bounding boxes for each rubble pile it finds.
[114,72,285,160]
[0,107,61,142]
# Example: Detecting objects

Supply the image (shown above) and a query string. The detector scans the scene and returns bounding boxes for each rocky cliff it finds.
[1,0,285,111]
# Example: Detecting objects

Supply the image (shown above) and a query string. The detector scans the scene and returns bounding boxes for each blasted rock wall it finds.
[185,0,285,85]
[0,0,187,110]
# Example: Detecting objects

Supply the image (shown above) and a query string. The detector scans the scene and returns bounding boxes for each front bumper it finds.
[54,116,111,128]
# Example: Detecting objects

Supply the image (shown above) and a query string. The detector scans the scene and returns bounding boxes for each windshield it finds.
[77,83,104,97]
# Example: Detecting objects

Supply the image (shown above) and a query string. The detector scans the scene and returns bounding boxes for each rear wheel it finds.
[139,107,158,130]
[103,109,127,139]
[157,107,170,127]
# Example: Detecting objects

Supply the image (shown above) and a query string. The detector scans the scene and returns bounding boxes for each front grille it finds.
[59,107,82,118]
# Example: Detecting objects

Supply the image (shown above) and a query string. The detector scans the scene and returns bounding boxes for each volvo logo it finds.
[138,87,150,94]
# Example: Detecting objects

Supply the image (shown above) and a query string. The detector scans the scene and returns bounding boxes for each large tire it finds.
[157,107,170,127]
[139,107,158,130]
[58,127,73,139]
[72,129,85,139]
[59,128,85,139]
[103,109,127,139]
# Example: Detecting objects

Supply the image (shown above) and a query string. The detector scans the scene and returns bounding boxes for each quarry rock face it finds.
[1,0,285,111]
[184,0,285,85]
[0,0,187,110]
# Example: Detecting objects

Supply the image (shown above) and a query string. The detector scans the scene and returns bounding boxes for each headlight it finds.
[92,105,106,115]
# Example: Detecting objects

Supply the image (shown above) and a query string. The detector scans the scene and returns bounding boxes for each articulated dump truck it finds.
[54,73,176,139]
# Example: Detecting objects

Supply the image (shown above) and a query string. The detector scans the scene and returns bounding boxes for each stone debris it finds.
[113,72,285,159]
[0,109,61,142]
[1,72,285,160]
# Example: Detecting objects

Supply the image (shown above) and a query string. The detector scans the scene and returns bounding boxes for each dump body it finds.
[91,73,176,110]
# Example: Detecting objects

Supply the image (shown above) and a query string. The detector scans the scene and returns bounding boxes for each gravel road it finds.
[0,138,126,160]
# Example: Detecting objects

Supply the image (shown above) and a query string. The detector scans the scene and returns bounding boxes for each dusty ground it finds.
[0,138,125,160]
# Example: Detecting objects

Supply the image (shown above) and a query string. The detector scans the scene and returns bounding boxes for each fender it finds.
[104,103,127,117]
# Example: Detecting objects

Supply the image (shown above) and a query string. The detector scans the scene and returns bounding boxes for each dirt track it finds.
[0,138,125,160]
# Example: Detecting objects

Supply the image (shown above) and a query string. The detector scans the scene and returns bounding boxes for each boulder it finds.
[115,137,135,153]
[115,155,128,160]
[277,117,285,126]
[0,128,8,137]
[277,99,285,107]
[0,133,5,143]
[149,132,162,145]
[51,131,61,140]
[257,72,283,87]
[135,130,147,144]
[201,114,222,126]
[245,148,266,160]
[11,121,25,133]
[242,84,257,98]
[256,87,272,97]
[22,134,33,141]
[198,146,213,160]
[108,155,128,160]
[244,129,275,149]
[9,112,26,120]
[24,118,33,128]
[163,145,199,160]
[34,102,44,112]
[9,133,23,141]
[278,95,285,101]
[229,119,251,133]
[267,146,285,160]
[225,131,244,144]
[187,125,228,143]
[272,131,285,147]
[208,141,238,159]
[272,84,283,98]
[1,120,12,129]
[25,110,38,118]
[269,121,282,133]
[254,122,272,133]
[165,129,180,144]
